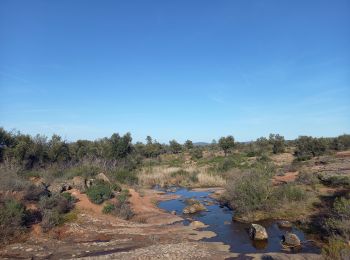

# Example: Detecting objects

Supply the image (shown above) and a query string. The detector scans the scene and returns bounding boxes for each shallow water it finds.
[158,187,320,254]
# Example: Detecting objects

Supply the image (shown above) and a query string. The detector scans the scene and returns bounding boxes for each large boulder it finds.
[96,173,110,183]
[283,232,301,247]
[48,182,71,193]
[249,224,268,240]
[72,176,87,192]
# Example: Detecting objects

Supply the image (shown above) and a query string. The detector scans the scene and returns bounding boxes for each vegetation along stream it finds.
[157,187,320,254]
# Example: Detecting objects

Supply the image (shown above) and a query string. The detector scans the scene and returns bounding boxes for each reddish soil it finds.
[336,151,350,158]
[272,171,299,185]
[129,189,183,225]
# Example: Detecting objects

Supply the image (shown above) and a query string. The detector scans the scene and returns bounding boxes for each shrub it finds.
[41,209,62,232]
[39,193,74,214]
[319,174,350,188]
[61,192,77,204]
[0,198,26,243]
[113,170,138,185]
[273,183,306,202]
[325,197,350,239]
[226,170,274,215]
[86,181,112,204]
[103,191,134,220]
[190,148,203,160]
[116,189,130,204]
[103,203,115,214]
[294,136,328,161]
[322,237,350,260]
[116,203,134,220]
[111,182,122,192]
[297,171,319,187]
[62,210,78,222]
[24,185,50,201]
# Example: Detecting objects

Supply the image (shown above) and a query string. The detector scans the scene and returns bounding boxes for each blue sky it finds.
[1,0,349,143]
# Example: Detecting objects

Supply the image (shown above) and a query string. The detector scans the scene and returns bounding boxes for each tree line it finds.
[1,127,349,171]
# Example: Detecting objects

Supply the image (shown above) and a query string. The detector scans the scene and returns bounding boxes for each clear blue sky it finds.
[1,0,349,143]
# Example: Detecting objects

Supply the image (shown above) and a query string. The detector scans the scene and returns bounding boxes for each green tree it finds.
[269,134,285,154]
[48,134,70,163]
[169,140,182,154]
[108,133,133,159]
[255,137,270,154]
[218,136,235,156]
[184,140,194,150]
[295,136,328,160]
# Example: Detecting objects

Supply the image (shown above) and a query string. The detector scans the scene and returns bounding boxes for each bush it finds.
[325,197,350,239]
[0,198,26,243]
[39,193,74,214]
[295,136,328,161]
[41,209,62,232]
[190,148,203,160]
[24,184,50,201]
[113,170,138,185]
[322,237,350,260]
[319,174,350,188]
[86,181,112,204]
[297,171,319,186]
[103,203,115,214]
[102,190,134,220]
[226,170,274,215]
[273,183,306,202]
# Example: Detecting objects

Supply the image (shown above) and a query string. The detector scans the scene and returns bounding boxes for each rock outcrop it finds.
[249,224,268,240]
[283,232,301,247]
[183,203,206,214]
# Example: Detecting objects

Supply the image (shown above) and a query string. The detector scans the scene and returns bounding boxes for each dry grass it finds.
[196,172,226,187]
[138,167,181,187]
[138,166,227,188]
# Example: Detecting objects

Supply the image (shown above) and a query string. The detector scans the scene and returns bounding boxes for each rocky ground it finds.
[0,187,323,259]
[0,188,236,259]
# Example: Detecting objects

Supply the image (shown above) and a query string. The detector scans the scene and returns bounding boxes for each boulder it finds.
[189,221,207,228]
[96,173,110,183]
[183,203,206,214]
[277,220,292,229]
[283,232,301,247]
[72,176,87,192]
[249,224,268,240]
[48,182,71,193]
[171,210,177,215]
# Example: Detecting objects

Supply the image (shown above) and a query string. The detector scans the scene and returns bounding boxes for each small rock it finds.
[96,173,110,183]
[283,232,301,247]
[190,221,207,228]
[277,220,293,228]
[249,223,268,240]
[171,210,176,215]
[25,248,33,252]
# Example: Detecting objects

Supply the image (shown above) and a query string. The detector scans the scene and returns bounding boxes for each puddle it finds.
[157,187,320,254]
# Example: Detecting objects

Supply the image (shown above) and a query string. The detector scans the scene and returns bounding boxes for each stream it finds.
[157,187,320,254]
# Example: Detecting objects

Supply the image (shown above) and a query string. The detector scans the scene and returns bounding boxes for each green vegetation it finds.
[218,135,235,156]
[86,181,113,204]
[1,126,350,252]
[0,198,26,243]
[102,190,133,220]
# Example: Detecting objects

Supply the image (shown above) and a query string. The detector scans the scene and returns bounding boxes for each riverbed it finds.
[158,187,320,254]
